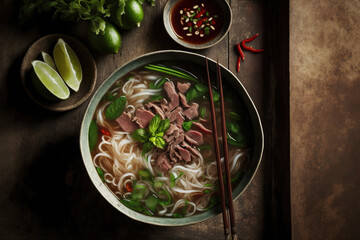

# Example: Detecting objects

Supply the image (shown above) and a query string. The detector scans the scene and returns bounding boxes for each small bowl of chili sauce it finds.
[163,0,232,50]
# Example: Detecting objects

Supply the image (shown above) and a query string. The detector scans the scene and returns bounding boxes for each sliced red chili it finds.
[197,18,206,27]
[241,33,264,53]
[126,182,133,192]
[236,42,245,61]
[195,9,207,19]
[100,128,111,136]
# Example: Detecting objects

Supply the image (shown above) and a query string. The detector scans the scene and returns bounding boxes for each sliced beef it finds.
[192,122,212,134]
[184,134,198,145]
[164,81,179,111]
[179,93,190,108]
[185,130,203,145]
[177,146,191,162]
[146,102,165,119]
[181,141,201,158]
[183,103,199,120]
[160,98,169,113]
[175,113,185,125]
[116,112,139,133]
[163,134,174,143]
[133,109,155,128]
[177,82,191,93]
[165,123,181,136]
[169,107,183,122]
[157,154,172,172]
[173,132,185,146]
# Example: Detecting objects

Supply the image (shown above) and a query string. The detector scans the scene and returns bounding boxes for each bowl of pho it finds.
[80,50,263,226]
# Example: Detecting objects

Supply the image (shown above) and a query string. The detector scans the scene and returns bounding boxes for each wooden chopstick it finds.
[217,60,238,240]
[206,58,230,239]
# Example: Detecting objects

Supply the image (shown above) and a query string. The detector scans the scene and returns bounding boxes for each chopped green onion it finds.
[182,199,188,216]
[138,169,151,179]
[170,172,184,187]
[158,189,171,206]
[229,111,242,121]
[144,64,198,83]
[145,195,158,212]
[154,181,163,189]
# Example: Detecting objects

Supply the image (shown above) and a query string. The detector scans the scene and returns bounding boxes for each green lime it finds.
[112,0,144,30]
[41,51,56,70]
[53,38,83,92]
[88,21,122,54]
[31,60,70,100]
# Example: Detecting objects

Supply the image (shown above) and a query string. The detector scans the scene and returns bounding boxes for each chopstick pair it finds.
[206,58,237,240]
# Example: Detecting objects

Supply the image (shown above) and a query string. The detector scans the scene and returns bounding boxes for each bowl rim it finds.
[163,0,233,50]
[80,49,264,226]
[20,33,97,111]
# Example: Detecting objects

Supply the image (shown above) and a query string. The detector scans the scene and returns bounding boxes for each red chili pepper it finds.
[197,18,206,27]
[100,128,111,136]
[195,9,207,19]
[236,42,245,61]
[211,20,216,25]
[187,22,192,26]
[241,33,264,53]
[236,56,241,73]
[126,182,133,192]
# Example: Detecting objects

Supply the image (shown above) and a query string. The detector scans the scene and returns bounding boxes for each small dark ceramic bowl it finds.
[20,34,97,111]
[163,0,232,50]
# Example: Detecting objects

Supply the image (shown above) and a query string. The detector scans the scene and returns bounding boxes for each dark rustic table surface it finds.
[0,0,359,239]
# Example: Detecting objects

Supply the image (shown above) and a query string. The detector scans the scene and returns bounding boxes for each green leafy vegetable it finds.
[102,90,116,101]
[200,107,207,118]
[182,199,188,216]
[144,64,198,83]
[229,111,242,121]
[96,167,105,182]
[195,83,208,94]
[88,120,98,151]
[158,118,170,133]
[149,114,161,134]
[105,96,127,120]
[186,88,200,102]
[212,88,220,102]
[142,141,154,155]
[131,128,150,143]
[227,122,240,134]
[182,121,193,131]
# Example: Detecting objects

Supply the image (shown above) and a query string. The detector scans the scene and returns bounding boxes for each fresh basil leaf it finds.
[144,95,163,103]
[226,122,240,134]
[96,167,105,182]
[186,88,199,102]
[149,114,161,134]
[182,121,192,131]
[131,128,149,143]
[105,96,127,120]
[156,132,164,137]
[195,83,208,94]
[142,141,154,155]
[153,137,166,149]
[212,88,220,102]
[89,120,98,151]
[158,118,170,133]
[200,107,207,118]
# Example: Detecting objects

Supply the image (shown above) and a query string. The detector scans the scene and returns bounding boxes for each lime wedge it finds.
[31,60,70,100]
[53,38,82,92]
[41,51,56,70]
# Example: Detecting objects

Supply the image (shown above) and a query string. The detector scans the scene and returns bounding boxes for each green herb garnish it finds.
[182,121,193,131]
[88,120,98,151]
[96,167,105,182]
[105,96,127,120]
[170,172,184,187]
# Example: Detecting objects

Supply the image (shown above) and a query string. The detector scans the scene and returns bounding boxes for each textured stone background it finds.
[290,0,360,239]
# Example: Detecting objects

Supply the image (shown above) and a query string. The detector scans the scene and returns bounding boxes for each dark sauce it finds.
[170,0,224,45]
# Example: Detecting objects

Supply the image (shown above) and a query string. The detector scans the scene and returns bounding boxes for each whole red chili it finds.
[241,33,264,53]
[236,42,245,61]
[236,56,241,73]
